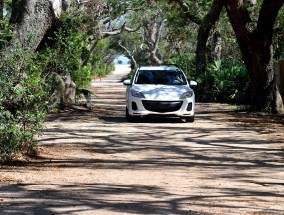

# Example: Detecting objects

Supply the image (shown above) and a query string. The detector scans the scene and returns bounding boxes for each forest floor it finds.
[0,65,284,215]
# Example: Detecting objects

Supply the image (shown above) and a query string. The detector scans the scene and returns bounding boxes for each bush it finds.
[73,64,92,88]
[93,62,114,78]
[168,53,195,78]
[38,14,94,93]
[0,46,48,161]
[0,20,13,49]
[195,60,250,104]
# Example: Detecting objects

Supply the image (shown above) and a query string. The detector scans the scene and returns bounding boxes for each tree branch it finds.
[153,19,166,53]
[173,0,202,25]
[82,39,99,67]
[118,41,137,69]
[257,0,284,38]
[225,0,253,44]
[102,22,140,38]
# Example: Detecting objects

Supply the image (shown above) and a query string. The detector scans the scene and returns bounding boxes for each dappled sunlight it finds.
[1,68,284,214]
[1,103,280,214]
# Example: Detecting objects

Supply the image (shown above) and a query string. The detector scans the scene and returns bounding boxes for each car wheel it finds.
[126,107,137,122]
[185,116,194,123]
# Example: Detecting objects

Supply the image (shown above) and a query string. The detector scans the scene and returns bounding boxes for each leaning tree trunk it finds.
[175,0,224,73]
[195,0,224,74]
[9,0,63,51]
[225,0,283,113]
[3,0,77,107]
[1,0,65,76]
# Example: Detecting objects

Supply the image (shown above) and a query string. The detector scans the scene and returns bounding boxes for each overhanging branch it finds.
[174,0,202,25]
[102,22,141,38]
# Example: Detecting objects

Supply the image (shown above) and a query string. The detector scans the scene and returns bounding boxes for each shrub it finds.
[168,53,195,78]
[38,14,93,95]
[0,45,48,161]
[0,20,13,49]
[195,60,250,104]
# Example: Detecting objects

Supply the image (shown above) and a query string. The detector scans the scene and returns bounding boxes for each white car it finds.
[123,65,197,122]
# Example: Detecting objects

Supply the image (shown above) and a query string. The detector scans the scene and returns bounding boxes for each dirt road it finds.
[1,65,284,214]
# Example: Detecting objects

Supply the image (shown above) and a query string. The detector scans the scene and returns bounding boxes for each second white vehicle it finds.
[123,65,197,122]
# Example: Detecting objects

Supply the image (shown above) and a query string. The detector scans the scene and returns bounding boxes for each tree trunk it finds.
[3,0,75,110]
[249,47,283,112]
[1,0,63,79]
[10,0,62,51]
[213,32,222,61]
[195,0,224,74]
[149,51,163,65]
[0,0,3,20]
[143,18,165,65]
[225,0,283,112]
[118,41,138,70]
[82,39,99,67]
[64,72,76,104]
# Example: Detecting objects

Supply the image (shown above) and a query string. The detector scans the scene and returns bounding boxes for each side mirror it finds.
[123,79,132,86]
[189,80,197,86]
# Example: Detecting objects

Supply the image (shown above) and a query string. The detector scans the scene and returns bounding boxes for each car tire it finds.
[185,116,194,123]
[126,107,137,122]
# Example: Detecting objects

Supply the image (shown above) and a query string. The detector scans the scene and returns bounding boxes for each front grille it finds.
[142,101,182,113]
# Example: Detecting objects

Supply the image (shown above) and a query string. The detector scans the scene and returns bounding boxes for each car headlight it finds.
[131,90,145,98]
[180,91,193,99]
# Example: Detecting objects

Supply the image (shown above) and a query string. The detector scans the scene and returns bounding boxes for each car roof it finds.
[138,65,180,71]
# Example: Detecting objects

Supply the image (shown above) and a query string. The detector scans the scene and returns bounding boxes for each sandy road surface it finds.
[0,65,284,214]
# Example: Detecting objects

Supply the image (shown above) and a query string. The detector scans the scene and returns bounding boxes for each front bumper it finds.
[127,97,195,117]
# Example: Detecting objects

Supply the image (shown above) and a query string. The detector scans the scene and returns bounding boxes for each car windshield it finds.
[134,70,187,85]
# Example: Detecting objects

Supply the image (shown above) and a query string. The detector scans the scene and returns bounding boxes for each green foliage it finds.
[89,39,116,78]
[195,60,250,104]
[0,46,48,161]
[168,53,250,104]
[168,53,195,78]
[93,61,113,78]
[0,20,13,49]
[274,7,284,61]
[214,11,243,62]
[73,64,92,88]
[39,13,92,90]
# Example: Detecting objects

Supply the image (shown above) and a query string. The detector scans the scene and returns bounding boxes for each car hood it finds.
[131,85,191,100]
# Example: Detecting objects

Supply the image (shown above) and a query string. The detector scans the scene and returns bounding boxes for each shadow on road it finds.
[1,72,284,214]
[1,103,284,214]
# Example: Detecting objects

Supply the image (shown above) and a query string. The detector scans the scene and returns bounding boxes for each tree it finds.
[82,0,168,67]
[225,0,283,112]
[274,8,284,60]
[195,0,224,73]
[9,0,64,51]
[80,0,141,67]
[0,0,3,20]
[106,0,166,65]
[0,0,72,161]
[173,0,283,112]
[141,9,165,65]
[118,39,138,69]
[173,0,224,74]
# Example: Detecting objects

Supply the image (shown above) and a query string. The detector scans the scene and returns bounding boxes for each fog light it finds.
[132,102,138,111]
[187,102,192,111]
